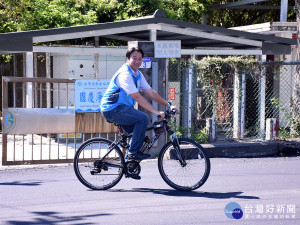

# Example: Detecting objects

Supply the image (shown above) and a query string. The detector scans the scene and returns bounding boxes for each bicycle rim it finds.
[74,138,124,190]
[158,138,210,191]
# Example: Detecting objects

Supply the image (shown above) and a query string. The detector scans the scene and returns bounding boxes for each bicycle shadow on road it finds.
[5,211,111,225]
[0,181,42,186]
[108,188,260,199]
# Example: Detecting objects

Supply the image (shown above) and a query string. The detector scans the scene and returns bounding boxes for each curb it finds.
[1,141,299,169]
[201,141,279,158]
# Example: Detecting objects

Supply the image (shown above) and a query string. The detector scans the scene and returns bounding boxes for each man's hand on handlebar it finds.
[158,111,165,119]
[156,105,178,119]
[169,105,179,114]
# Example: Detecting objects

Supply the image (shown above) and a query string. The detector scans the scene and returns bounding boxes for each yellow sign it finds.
[59,133,82,139]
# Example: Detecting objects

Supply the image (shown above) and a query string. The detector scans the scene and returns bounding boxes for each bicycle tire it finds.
[158,138,210,191]
[74,138,125,190]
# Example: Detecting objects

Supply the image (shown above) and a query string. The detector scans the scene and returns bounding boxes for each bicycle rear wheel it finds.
[74,138,125,190]
[158,138,210,191]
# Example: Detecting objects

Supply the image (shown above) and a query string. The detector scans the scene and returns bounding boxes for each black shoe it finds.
[128,152,151,161]
[127,174,141,180]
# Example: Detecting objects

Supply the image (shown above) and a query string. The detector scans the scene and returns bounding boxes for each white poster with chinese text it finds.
[154,40,181,58]
[75,79,110,113]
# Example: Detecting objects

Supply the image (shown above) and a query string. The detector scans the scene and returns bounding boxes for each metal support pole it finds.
[26,52,34,108]
[188,68,193,137]
[94,53,99,78]
[240,71,246,139]
[2,77,8,165]
[211,115,216,140]
[259,55,267,139]
[26,52,34,145]
[152,61,159,146]
[280,0,288,22]
[46,53,51,108]
[150,29,157,42]
[233,69,241,139]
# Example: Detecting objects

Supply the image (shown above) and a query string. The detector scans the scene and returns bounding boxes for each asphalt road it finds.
[0,156,299,225]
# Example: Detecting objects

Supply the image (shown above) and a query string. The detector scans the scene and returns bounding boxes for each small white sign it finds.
[75,79,110,113]
[140,57,152,69]
[155,40,181,58]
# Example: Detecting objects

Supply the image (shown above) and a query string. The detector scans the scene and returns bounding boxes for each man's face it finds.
[126,50,143,73]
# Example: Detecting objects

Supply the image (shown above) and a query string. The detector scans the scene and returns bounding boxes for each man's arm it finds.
[142,88,169,107]
[130,91,165,118]
[142,88,179,114]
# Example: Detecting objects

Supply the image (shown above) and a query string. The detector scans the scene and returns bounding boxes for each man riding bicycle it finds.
[100,47,177,161]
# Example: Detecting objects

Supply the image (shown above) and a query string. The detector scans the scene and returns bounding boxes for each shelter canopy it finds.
[0,9,296,55]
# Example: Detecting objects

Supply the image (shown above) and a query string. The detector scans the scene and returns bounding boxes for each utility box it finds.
[52,54,125,108]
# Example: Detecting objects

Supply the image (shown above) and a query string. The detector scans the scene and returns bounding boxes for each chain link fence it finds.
[168,58,299,141]
[264,62,299,138]
[1,54,299,163]
[168,59,197,137]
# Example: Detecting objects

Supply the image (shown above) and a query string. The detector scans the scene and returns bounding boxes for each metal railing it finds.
[1,76,117,166]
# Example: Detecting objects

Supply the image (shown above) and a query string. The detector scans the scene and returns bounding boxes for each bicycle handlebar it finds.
[157,109,177,119]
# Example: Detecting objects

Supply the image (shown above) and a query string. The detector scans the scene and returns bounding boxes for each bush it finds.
[191,127,209,143]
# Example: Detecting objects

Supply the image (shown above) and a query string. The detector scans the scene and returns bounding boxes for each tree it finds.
[203,0,296,27]
[0,0,98,33]
[1,0,296,33]
[163,0,206,23]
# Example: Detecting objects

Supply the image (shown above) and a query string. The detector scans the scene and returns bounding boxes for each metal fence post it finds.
[1,77,8,165]
[25,52,34,145]
[233,68,241,139]
[94,53,99,78]
[187,68,193,138]
[46,53,51,108]
[259,56,267,139]
[240,71,246,139]
[266,118,278,140]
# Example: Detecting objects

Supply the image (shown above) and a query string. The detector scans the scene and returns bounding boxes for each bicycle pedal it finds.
[126,159,137,162]
[125,174,141,180]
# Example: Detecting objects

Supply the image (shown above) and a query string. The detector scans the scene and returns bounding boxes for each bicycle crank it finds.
[125,161,141,177]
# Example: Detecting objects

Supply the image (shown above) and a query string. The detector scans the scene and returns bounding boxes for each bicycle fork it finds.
[170,134,187,167]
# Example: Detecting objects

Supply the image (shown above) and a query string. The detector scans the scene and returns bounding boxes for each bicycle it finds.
[73,109,211,191]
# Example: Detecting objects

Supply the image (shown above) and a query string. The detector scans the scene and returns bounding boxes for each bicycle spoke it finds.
[158,138,210,191]
[74,138,125,190]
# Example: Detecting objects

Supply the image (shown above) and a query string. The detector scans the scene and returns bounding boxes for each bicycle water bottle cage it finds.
[153,121,165,134]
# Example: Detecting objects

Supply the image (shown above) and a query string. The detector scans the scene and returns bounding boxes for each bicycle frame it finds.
[116,124,163,155]
[111,112,187,166]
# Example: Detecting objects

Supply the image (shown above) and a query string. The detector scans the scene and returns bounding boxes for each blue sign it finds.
[75,79,110,113]
[140,57,151,69]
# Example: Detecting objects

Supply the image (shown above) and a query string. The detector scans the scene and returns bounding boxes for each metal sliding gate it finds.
[1,76,117,166]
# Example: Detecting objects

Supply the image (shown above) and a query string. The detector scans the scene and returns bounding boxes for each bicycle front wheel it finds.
[74,138,125,190]
[158,138,210,191]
